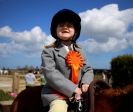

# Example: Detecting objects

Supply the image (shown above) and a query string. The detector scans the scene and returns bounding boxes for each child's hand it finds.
[75,93,81,100]
[74,87,82,94]
[74,87,82,100]
[81,84,89,92]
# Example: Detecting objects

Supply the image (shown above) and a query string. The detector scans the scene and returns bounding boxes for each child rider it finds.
[41,9,94,112]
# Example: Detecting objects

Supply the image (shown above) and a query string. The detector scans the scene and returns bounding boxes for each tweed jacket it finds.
[41,44,94,106]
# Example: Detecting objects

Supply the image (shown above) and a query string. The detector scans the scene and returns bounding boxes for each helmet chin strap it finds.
[61,39,72,46]
[60,37,73,43]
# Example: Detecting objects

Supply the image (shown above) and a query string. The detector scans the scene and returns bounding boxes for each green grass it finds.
[0,90,14,101]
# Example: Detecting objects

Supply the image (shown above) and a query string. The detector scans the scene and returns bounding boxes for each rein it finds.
[68,94,88,112]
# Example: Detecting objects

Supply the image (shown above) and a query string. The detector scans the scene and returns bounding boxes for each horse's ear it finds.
[95,80,111,89]
[89,80,110,93]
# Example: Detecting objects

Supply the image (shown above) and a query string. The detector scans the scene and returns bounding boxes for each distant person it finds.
[24,69,36,89]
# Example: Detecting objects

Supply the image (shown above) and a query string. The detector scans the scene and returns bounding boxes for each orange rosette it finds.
[66,51,84,84]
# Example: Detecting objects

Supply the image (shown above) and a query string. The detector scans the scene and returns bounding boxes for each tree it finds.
[111,54,133,88]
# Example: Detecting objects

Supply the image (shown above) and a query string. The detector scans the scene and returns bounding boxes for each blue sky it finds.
[0,0,133,69]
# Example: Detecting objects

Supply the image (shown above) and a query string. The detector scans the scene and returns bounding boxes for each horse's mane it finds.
[89,80,133,97]
[98,83,133,97]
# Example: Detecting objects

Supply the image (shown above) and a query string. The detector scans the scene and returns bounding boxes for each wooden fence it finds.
[0,72,111,94]
[0,73,41,94]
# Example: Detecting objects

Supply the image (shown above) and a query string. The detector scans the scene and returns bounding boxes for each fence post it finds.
[12,72,19,94]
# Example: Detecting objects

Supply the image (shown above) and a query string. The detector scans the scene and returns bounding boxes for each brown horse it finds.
[10,80,133,112]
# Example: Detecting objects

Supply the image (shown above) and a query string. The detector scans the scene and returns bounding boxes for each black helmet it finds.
[50,9,81,42]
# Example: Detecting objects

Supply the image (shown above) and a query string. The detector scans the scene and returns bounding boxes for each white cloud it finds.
[0,43,10,56]
[79,4,133,53]
[0,26,55,56]
[80,37,128,53]
[126,31,133,46]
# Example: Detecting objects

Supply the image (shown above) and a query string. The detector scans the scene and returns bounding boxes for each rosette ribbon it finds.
[66,51,84,84]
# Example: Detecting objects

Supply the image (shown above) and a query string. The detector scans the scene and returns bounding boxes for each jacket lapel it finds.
[73,44,82,52]
[55,44,67,59]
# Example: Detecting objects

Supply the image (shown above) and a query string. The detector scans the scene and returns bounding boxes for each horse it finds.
[0,69,9,75]
[10,80,133,112]
[3,69,9,75]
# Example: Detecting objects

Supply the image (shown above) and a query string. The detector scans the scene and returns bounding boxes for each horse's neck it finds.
[85,80,111,112]
[95,95,113,112]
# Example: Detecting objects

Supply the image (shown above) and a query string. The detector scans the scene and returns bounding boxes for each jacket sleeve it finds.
[81,64,94,84]
[79,48,94,85]
[41,48,77,97]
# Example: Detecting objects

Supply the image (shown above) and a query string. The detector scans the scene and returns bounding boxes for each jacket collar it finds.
[54,44,81,58]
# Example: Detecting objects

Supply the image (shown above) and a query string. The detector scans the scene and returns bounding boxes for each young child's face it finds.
[56,22,75,41]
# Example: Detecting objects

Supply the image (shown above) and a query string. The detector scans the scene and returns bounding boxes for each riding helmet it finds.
[50,9,81,42]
